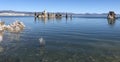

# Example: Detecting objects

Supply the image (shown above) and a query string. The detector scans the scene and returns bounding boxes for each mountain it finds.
[0,10,34,16]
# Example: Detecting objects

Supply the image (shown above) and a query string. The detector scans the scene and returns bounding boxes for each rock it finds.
[39,37,45,47]
[89,56,96,62]
[6,20,25,33]
[107,11,116,19]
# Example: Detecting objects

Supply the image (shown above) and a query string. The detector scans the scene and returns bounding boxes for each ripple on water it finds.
[0,17,120,62]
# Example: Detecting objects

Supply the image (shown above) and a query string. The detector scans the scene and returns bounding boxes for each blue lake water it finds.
[0,16,120,62]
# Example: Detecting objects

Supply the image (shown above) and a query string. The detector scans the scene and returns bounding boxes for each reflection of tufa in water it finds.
[9,33,21,41]
[0,46,4,53]
[107,18,116,26]
[0,32,4,42]
[39,37,45,47]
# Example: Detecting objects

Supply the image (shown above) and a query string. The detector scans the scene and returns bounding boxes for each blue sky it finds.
[0,0,119,13]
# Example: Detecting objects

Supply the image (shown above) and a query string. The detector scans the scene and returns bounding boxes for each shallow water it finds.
[0,16,120,62]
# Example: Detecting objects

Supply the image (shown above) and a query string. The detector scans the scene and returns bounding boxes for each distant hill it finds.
[0,10,34,16]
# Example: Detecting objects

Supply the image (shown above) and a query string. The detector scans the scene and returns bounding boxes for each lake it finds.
[0,16,120,62]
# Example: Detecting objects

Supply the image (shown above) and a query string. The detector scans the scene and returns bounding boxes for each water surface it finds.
[0,16,120,62]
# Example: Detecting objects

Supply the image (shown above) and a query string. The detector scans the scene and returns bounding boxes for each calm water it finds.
[0,16,120,62]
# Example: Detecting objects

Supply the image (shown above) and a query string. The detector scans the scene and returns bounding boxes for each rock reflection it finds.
[0,29,23,42]
[8,33,21,41]
[39,46,46,62]
[39,37,47,62]
[48,17,55,21]
[0,46,4,53]
[0,32,4,43]
[107,19,116,26]
[34,16,74,24]
[34,17,37,23]
[38,17,47,24]
[0,32,5,54]
[56,17,62,20]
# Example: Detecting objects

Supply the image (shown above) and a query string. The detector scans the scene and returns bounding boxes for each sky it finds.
[0,0,119,13]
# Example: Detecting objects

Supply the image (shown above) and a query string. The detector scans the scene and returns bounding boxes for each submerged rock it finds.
[39,37,45,47]
[0,46,4,53]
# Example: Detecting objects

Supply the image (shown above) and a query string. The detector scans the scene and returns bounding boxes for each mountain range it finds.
[0,10,34,16]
